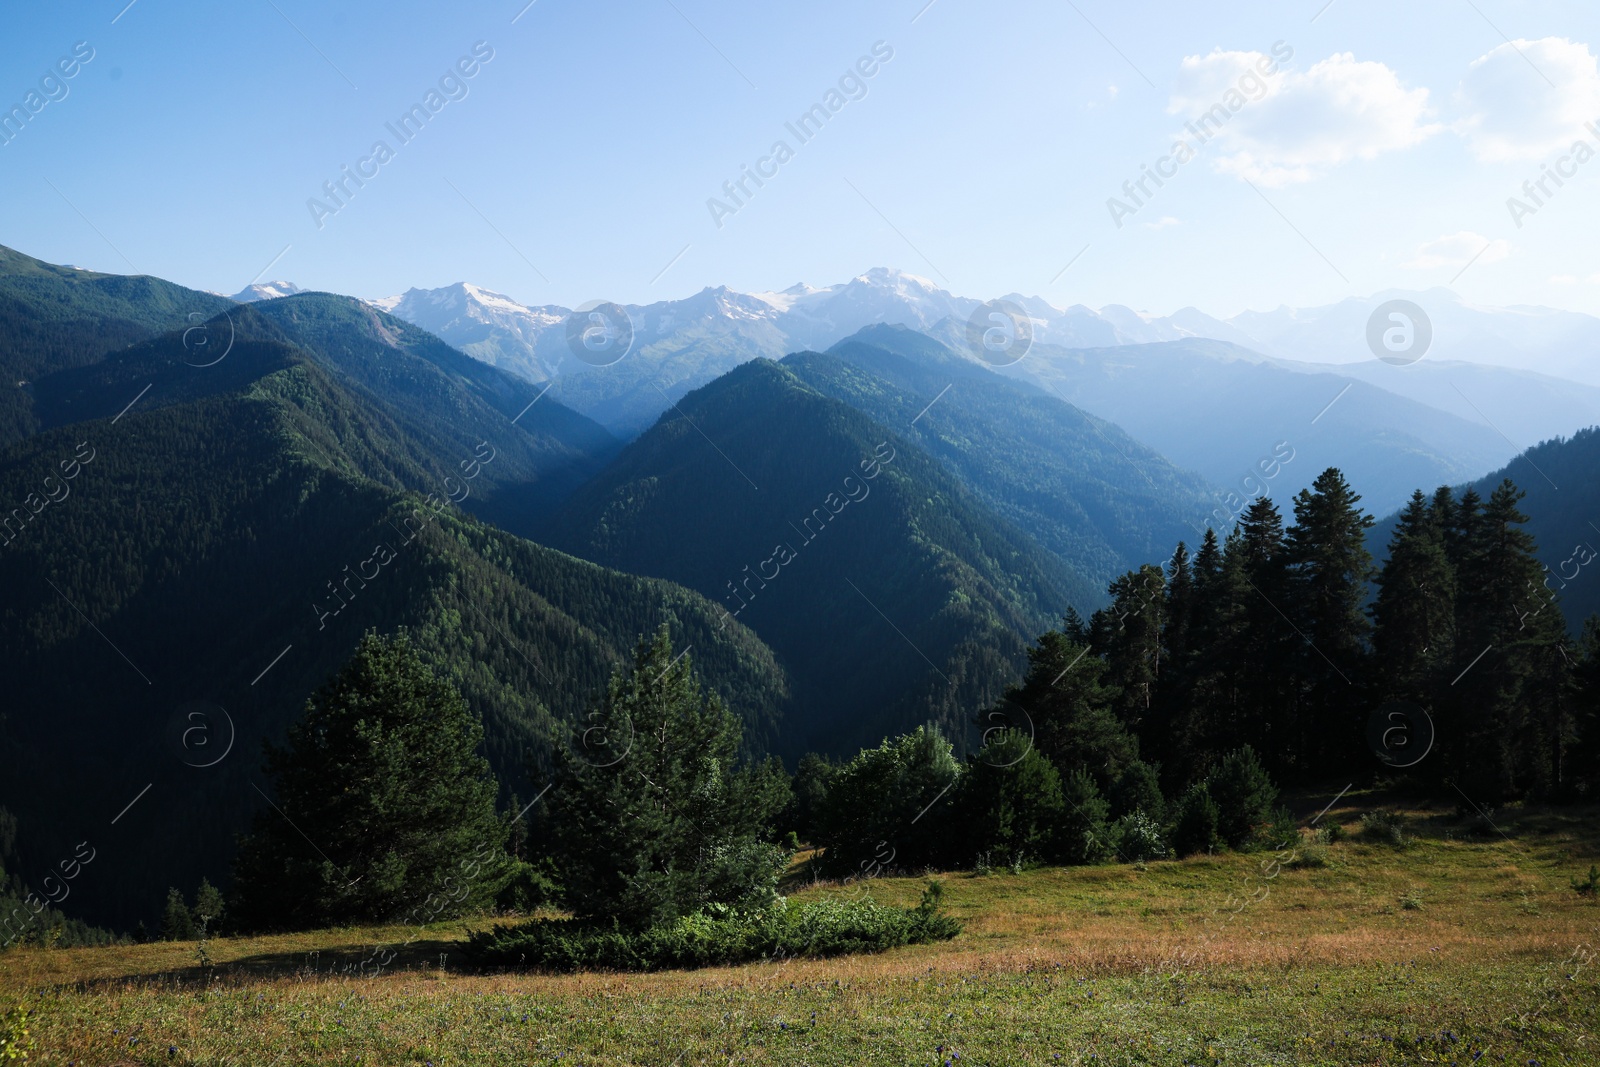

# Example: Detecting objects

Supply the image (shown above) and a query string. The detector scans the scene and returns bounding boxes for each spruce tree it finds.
[1445,481,1572,796]
[546,625,791,928]
[1283,469,1374,773]
[954,730,1066,868]
[995,625,1137,796]
[1092,564,1166,730]
[231,630,507,930]
[1373,490,1457,710]
[160,888,195,941]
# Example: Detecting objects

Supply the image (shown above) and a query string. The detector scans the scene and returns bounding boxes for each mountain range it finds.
[5,240,1599,931]
[353,269,1599,516]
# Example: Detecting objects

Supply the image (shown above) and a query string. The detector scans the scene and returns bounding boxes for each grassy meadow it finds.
[4,793,1599,1066]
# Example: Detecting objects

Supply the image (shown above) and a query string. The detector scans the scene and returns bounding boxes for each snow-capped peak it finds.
[233,281,303,302]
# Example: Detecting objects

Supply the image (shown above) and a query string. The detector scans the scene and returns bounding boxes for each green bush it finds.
[1359,810,1411,848]
[1257,806,1299,852]
[466,881,960,972]
[1111,810,1167,861]
[954,730,1065,868]
[813,727,961,877]
[1171,782,1221,857]
[0,1001,30,1063]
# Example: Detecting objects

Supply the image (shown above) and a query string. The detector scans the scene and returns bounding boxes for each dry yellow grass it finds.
[3,799,1598,1064]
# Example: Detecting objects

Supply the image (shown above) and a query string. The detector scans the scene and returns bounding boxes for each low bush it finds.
[0,1000,31,1063]
[1360,810,1411,848]
[1111,810,1167,861]
[466,881,960,972]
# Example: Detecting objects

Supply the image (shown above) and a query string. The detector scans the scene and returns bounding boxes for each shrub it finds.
[1359,810,1411,848]
[1286,843,1328,869]
[466,881,961,972]
[1209,746,1278,849]
[1171,782,1221,857]
[1572,865,1599,897]
[0,1001,30,1063]
[1258,806,1299,852]
[813,726,961,877]
[1111,810,1167,862]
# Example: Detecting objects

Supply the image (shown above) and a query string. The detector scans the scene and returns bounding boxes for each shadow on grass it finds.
[67,936,465,992]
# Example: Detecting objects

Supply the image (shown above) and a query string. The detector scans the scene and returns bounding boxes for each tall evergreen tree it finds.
[993,625,1138,796]
[1164,542,1195,667]
[1283,469,1374,774]
[231,631,507,931]
[1444,481,1572,796]
[546,625,791,929]
[1372,489,1457,710]
[1091,564,1166,730]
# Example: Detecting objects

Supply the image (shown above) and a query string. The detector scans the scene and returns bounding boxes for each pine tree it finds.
[192,878,224,934]
[231,630,508,931]
[547,625,792,928]
[1209,746,1278,849]
[1445,481,1572,796]
[995,626,1138,796]
[1164,541,1195,666]
[1283,469,1374,773]
[1109,759,1166,822]
[954,730,1066,868]
[1092,564,1166,730]
[1171,782,1221,856]
[1372,490,1457,709]
[160,888,195,941]
[1057,769,1113,865]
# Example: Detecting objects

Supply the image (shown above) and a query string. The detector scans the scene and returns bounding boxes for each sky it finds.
[2,0,1599,316]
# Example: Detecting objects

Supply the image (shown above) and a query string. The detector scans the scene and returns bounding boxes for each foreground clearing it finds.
[5,801,1599,1065]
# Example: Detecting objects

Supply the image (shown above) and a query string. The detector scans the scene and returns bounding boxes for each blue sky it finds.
[2,0,1598,316]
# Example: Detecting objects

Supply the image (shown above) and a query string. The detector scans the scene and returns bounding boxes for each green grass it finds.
[4,796,1599,1065]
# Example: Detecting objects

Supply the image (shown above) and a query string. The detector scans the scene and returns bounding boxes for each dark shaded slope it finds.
[0,343,786,933]
[543,358,1086,757]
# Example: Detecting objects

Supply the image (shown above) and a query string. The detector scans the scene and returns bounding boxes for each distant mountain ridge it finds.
[372,270,1600,454]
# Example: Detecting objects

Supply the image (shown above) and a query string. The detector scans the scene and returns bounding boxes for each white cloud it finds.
[1455,38,1600,162]
[1550,274,1581,285]
[1169,49,1440,185]
[1403,231,1511,270]
[1144,216,1181,229]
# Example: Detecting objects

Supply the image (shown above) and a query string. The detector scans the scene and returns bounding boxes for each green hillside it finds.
[542,358,1087,757]
[0,243,235,445]
[788,325,1218,593]
[0,279,790,932]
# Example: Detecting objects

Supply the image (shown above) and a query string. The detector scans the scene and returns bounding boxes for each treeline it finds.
[785,467,1598,877]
